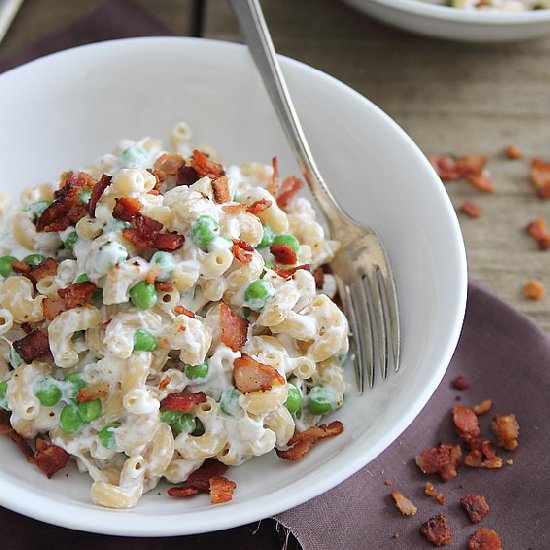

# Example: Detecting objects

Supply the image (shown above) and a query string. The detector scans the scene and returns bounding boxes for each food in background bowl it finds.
[442,0,549,11]
[0,122,348,509]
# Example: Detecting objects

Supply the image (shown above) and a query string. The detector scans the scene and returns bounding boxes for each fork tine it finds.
[351,273,375,389]
[378,263,400,372]
[361,268,387,382]
[374,265,391,379]
[341,283,363,393]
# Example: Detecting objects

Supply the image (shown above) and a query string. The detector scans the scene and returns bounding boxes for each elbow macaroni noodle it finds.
[0,122,349,508]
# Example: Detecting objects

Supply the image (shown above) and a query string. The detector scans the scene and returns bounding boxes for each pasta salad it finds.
[0,122,349,508]
[443,0,549,11]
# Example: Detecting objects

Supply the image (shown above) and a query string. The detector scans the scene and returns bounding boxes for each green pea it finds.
[243,279,274,311]
[0,256,16,278]
[220,388,241,417]
[272,234,299,253]
[264,261,274,270]
[160,409,196,435]
[186,361,209,380]
[23,254,45,267]
[150,251,174,282]
[0,381,9,410]
[80,187,92,204]
[120,145,147,168]
[258,225,275,248]
[65,230,78,250]
[27,200,51,219]
[77,399,102,423]
[75,273,89,283]
[191,214,219,248]
[99,422,120,449]
[60,405,83,434]
[241,307,252,319]
[129,281,157,310]
[307,385,338,415]
[9,348,22,368]
[133,329,157,352]
[190,417,205,437]
[64,373,86,400]
[285,384,302,416]
[34,377,62,407]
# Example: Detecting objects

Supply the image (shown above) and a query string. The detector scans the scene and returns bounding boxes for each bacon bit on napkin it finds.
[13,329,50,363]
[523,279,545,300]
[211,176,231,204]
[34,439,70,478]
[276,176,303,209]
[453,404,481,443]
[460,494,490,524]
[191,149,225,178]
[505,144,523,160]
[420,513,452,547]
[468,528,503,550]
[209,476,237,504]
[88,174,112,217]
[391,491,417,516]
[415,444,462,482]
[271,243,297,265]
[112,197,142,222]
[276,421,344,461]
[246,199,272,215]
[460,201,482,218]
[526,218,550,250]
[220,303,248,352]
[452,375,469,390]
[473,399,492,415]
[232,239,254,264]
[530,158,550,199]
[233,354,284,393]
[491,414,519,451]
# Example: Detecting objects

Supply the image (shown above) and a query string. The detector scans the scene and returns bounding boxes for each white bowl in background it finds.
[0,37,467,536]
[344,0,550,42]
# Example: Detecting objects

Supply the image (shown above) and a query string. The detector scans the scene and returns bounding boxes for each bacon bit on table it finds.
[420,513,452,547]
[455,155,487,176]
[491,414,519,451]
[13,329,50,363]
[36,172,95,231]
[460,201,482,218]
[209,476,237,504]
[273,264,310,279]
[112,197,142,222]
[313,267,325,289]
[530,158,550,199]
[523,279,545,300]
[464,450,503,470]
[424,481,437,497]
[159,376,171,391]
[467,528,503,550]
[526,218,550,250]
[430,154,487,181]
[384,479,393,487]
[191,149,225,178]
[467,173,495,193]
[152,153,185,184]
[461,494,490,524]
[160,392,207,412]
[506,458,514,465]
[415,444,462,482]
[271,243,297,265]
[88,174,112,217]
[246,199,272,215]
[452,375,469,390]
[391,532,400,540]
[123,212,184,251]
[168,459,229,497]
[391,490,417,516]
[211,176,231,204]
[233,354,284,393]
[276,176,303,209]
[232,239,254,264]
[276,421,344,461]
[76,385,108,403]
[220,303,248,352]
[473,399,492,415]
[505,144,523,160]
[173,305,195,318]
[34,439,70,478]
[453,404,481,444]
[435,493,446,505]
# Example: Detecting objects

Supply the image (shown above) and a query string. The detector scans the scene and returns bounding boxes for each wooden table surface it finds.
[3,0,550,330]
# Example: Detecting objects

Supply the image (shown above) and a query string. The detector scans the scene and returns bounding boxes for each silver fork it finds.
[230,0,400,392]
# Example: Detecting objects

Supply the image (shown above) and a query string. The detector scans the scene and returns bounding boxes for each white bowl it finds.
[0,37,466,536]
[344,0,550,42]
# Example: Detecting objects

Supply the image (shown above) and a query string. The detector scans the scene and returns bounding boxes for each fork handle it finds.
[229,0,345,224]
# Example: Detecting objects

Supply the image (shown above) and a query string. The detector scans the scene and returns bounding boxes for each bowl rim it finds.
[367,0,550,24]
[0,35,468,536]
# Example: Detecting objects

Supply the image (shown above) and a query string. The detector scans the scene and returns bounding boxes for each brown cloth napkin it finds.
[1,2,549,548]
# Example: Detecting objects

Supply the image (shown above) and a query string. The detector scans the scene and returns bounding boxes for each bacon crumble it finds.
[34,439,70,478]
[220,303,248,352]
[526,218,550,250]
[468,528,503,550]
[174,305,196,318]
[467,173,495,193]
[530,158,550,199]
[491,414,519,451]
[505,144,523,160]
[0,412,34,462]
[13,329,50,363]
[76,385,108,403]
[276,421,344,461]
[88,174,112,217]
[112,197,142,222]
[424,481,437,497]
[276,176,303,209]
[232,239,254,264]
[473,399,492,415]
[420,513,452,547]
[43,281,98,320]
[209,476,237,504]
[159,376,171,391]
[13,257,59,284]
[191,149,225,178]
[390,490,417,516]
[123,212,184,251]
[430,154,487,181]
[452,375,469,390]
[271,243,297,265]
[233,354,285,394]
[524,279,545,300]
[168,459,229,497]
[160,392,207,412]
[415,444,462,482]
[273,264,310,279]
[453,404,481,444]
[246,199,272,215]
[460,494,490,524]
[460,201,482,218]
[152,153,185,184]
[211,176,231,204]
